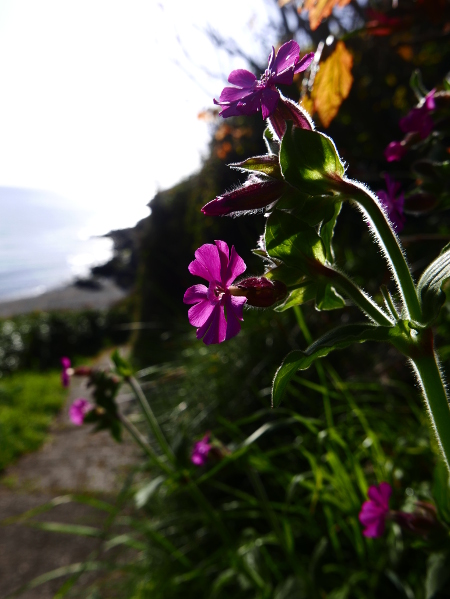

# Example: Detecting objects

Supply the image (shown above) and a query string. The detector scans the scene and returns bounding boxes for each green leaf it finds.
[135,475,166,509]
[231,155,282,179]
[426,553,450,599]
[280,123,345,197]
[111,349,133,378]
[320,201,342,262]
[265,210,326,271]
[275,281,318,312]
[432,460,450,525]
[315,281,345,310]
[417,246,450,323]
[272,324,395,407]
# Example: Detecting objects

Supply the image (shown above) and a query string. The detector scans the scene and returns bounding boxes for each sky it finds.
[0,0,276,236]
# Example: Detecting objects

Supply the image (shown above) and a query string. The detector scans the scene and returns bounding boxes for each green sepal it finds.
[265,210,326,271]
[230,155,282,179]
[280,123,346,197]
[272,323,396,407]
[264,126,279,155]
[417,244,450,324]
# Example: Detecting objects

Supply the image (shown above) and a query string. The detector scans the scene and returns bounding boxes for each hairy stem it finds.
[349,186,422,322]
[412,352,450,471]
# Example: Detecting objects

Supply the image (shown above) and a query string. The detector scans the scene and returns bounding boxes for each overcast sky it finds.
[0,0,276,234]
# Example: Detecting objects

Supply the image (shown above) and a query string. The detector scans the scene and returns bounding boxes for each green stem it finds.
[127,376,175,464]
[350,187,422,322]
[322,265,394,327]
[411,353,450,470]
[118,414,173,475]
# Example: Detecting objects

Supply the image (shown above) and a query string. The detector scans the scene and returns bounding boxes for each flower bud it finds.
[391,502,442,538]
[202,177,285,216]
[268,95,313,141]
[230,277,288,307]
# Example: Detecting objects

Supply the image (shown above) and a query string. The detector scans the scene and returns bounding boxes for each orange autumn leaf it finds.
[312,41,353,127]
[300,0,351,31]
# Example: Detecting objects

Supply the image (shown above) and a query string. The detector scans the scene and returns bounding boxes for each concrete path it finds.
[0,351,140,599]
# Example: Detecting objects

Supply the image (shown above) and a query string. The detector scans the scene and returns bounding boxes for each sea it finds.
[0,187,114,301]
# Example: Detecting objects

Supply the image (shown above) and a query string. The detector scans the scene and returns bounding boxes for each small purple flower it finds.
[191,434,212,466]
[61,357,72,388]
[384,140,407,163]
[69,398,93,426]
[377,175,405,232]
[214,40,314,120]
[400,90,435,139]
[359,482,392,538]
[183,240,247,345]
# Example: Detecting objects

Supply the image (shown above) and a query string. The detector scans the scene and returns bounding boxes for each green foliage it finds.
[0,371,66,470]
[418,244,450,324]
[0,303,132,376]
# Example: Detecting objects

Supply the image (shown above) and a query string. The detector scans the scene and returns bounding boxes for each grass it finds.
[0,370,66,471]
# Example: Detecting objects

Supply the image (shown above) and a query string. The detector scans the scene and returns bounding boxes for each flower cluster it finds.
[69,398,93,426]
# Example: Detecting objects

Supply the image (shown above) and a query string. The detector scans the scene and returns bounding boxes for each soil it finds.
[0,351,140,599]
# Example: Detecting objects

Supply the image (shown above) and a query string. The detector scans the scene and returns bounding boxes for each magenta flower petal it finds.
[225,295,246,340]
[185,241,247,344]
[294,52,314,74]
[385,141,406,162]
[359,482,392,538]
[203,304,227,345]
[191,434,212,466]
[228,69,257,87]
[219,86,255,103]
[261,88,280,119]
[61,356,72,388]
[377,175,405,232]
[188,299,216,327]
[183,284,208,305]
[69,398,93,426]
[272,40,300,75]
[225,246,247,286]
[193,244,222,282]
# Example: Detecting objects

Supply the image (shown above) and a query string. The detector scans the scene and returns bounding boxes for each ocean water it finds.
[0,187,113,301]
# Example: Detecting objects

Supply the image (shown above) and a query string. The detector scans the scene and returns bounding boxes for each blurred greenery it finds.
[0,371,66,471]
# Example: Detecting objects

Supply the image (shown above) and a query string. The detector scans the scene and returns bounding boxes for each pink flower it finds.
[183,240,247,345]
[69,398,93,426]
[214,40,313,120]
[384,140,407,162]
[359,482,392,537]
[377,175,405,232]
[399,90,435,139]
[191,434,212,466]
[61,356,72,388]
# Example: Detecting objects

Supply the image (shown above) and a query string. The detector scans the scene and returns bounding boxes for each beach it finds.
[0,278,128,318]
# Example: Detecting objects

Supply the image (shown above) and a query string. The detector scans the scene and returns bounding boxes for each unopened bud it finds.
[202,178,285,216]
[391,502,441,538]
[230,277,288,307]
[268,95,313,141]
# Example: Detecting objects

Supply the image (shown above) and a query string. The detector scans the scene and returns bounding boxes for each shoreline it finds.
[0,278,128,318]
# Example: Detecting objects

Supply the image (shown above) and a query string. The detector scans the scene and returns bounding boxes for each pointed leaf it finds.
[280,124,345,197]
[312,41,353,127]
[417,246,450,323]
[320,201,342,262]
[272,324,396,407]
[265,210,326,270]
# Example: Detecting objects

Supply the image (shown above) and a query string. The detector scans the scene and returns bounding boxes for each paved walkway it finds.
[0,351,139,599]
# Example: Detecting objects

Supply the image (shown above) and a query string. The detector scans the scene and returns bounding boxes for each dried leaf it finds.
[278,0,293,6]
[300,0,351,31]
[312,41,353,127]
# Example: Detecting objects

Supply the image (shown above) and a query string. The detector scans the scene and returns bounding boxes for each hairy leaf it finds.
[272,324,396,407]
[280,124,345,197]
[312,41,353,127]
[417,245,450,323]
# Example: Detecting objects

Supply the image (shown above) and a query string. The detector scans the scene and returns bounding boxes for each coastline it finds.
[0,278,128,318]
